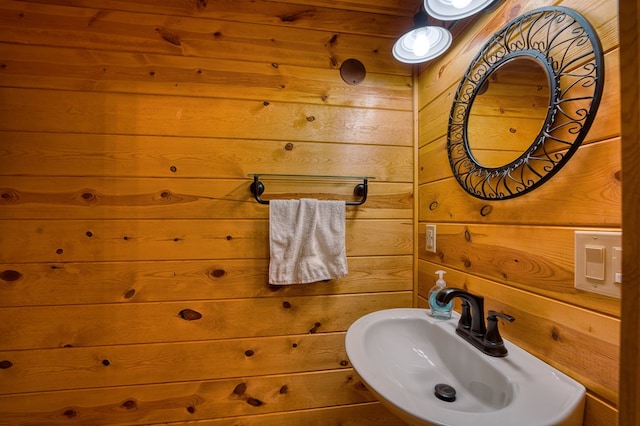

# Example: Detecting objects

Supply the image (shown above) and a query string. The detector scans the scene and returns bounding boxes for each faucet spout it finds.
[435,288,486,336]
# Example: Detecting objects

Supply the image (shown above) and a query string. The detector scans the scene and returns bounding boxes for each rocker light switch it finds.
[613,247,623,283]
[584,246,605,280]
[575,231,622,298]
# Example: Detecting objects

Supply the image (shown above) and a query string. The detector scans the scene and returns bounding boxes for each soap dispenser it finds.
[429,270,453,319]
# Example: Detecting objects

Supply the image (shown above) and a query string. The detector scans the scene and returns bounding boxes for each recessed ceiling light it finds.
[393,26,452,64]
[424,0,496,21]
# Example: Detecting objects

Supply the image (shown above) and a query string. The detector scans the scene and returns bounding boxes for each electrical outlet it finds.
[426,224,436,253]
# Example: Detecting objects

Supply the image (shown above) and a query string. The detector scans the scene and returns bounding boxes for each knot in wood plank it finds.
[121,399,137,410]
[308,322,321,333]
[195,0,207,11]
[246,397,263,407]
[480,205,493,217]
[62,409,77,419]
[325,34,339,47]
[0,189,19,204]
[233,382,247,395]
[279,9,315,23]
[210,269,226,278]
[0,270,22,282]
[78,189,99,205]
[179,309,203,321]
[155,28,182,46]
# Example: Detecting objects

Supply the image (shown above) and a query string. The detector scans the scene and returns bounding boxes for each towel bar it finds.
[248,174,371,206]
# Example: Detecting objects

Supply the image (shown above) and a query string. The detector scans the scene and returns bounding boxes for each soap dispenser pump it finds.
[429,270,453,319]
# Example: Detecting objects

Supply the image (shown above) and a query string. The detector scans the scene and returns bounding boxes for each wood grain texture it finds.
[0,1,414,74]
[618,0,640,422]
[0,43,414,110]
[0,256,412,307]
[417,0,622,421]
[0,219,413,262]
[419,139,622,227]
[417,224,620,316]
[0,88,412,145]
[584,393,618,426]
[0,177,414,220]
[0,369,404,424]
[0,292,411,351]
[0,0,417,423]
[0,132,413,180]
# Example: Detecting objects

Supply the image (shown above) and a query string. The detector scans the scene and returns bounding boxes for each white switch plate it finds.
[574,231,622,298]
[426,224,436,253]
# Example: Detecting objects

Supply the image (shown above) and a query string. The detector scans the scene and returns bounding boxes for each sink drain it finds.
[434,383,456,402]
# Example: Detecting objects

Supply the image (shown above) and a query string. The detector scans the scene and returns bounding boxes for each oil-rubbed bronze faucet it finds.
[435,288,515,357]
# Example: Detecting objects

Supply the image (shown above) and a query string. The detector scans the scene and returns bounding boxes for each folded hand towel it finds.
[269,198,347,285]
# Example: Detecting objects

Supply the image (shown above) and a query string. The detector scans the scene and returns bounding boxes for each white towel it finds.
[269,198,348,285]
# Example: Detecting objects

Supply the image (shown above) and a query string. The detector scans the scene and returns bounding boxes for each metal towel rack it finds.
[248,173,372,206]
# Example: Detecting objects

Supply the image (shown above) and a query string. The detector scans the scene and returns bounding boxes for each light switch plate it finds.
[426,224,436,253]
[575,231,622,298]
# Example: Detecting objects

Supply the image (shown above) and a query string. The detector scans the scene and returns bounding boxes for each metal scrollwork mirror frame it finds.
[447,6,604,200]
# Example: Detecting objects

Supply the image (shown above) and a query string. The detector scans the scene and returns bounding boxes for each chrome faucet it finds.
[435,288,515,357]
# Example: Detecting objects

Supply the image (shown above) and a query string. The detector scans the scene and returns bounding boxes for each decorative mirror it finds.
[447,6,604,200]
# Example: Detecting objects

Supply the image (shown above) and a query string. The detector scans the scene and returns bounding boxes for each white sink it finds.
[345,308,585,426]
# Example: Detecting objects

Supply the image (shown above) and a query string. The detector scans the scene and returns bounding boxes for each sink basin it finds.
[345,308,585,426]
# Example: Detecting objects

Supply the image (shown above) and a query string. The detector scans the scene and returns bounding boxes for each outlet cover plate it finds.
[426,224,436,253]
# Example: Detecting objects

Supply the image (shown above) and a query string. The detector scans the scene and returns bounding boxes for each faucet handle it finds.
[458,300,472,331]
[484,310,515,347]
[488,311,515,323]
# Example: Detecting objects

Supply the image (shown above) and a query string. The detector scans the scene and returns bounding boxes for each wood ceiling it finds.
[265,0,424,17]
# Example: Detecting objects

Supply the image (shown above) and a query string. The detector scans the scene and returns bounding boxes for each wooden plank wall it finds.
[417,0,621,424]
[0,0,417,424]
[619,0,640,423]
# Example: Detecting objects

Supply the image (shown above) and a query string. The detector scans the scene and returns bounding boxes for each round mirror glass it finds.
[466,57,550,168]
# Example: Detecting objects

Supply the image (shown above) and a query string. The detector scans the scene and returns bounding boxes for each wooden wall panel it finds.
[0,133,413,180]
[0,1,411,74]
[0,293,411,351]
[0,219,412,262]
[0,369,407,424]
[1,386,406,426]
[419,139,622,227]
[0,43,414,109]
[0,88,412,145]
[0,0,418,423]
[0,256,413,306]
[417,224,619,316]
[619,0,640,422]
[417,0,622,422]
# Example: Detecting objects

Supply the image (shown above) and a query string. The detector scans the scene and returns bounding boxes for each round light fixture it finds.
[424,0,496,21]
[392,26,452,64]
